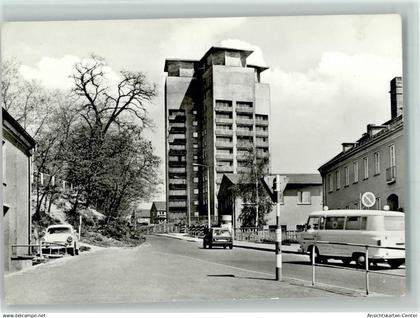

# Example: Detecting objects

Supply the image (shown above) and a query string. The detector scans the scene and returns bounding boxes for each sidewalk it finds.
[153,232,302,253]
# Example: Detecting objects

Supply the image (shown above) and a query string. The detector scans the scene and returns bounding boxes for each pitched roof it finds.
[135,209,150,218]
[152,201,166,211]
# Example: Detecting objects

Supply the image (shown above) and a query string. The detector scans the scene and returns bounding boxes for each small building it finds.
[131,208,150,226]
[318,77,404,211]
[150,201,167,224]
[2,108,36,272]
[218,173,322,231]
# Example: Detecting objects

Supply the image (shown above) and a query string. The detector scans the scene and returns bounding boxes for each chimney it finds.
[367,124,388,137]
[342,142,356,152]
[390,77,403,119]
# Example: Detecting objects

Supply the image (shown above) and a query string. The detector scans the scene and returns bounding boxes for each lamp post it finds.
[192,163,211,228]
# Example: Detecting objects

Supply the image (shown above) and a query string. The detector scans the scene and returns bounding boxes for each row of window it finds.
[278,191,312,205]
[328,144,396,192]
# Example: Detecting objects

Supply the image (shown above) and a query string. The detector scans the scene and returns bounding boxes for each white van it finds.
[299,209,405,268]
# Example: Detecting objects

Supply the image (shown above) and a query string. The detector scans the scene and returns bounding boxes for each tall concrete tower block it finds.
[164,47,270,224]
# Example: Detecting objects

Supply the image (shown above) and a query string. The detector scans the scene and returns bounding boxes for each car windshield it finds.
[213,229,231,236]
[47,227,71,234]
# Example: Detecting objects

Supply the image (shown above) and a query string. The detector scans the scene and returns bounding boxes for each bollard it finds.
[365,245,369,296]
[312,245,316,286]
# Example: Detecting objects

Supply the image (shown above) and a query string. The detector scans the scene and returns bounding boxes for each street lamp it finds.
[192,163,211,228]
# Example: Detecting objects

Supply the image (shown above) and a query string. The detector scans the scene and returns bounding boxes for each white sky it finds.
[1,15,403,208]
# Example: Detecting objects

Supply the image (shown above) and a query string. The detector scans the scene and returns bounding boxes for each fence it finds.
[309,241,405,295]
[234,227,301,243]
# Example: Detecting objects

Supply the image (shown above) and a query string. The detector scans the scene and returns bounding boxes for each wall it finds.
[322,125,404,211]
[3,129,31,272]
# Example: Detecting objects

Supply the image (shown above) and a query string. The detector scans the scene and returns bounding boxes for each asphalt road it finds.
[4,235,405,305]
[147,235,405,296]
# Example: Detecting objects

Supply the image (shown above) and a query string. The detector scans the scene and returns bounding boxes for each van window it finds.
[325,217,345,230]
[345,216,361,230]
[307,217,320,230]
[384,216,404,231]
[344,216,368,230]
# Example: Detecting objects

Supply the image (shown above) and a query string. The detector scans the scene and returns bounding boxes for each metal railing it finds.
[309,241,405,295]
[234,227,301,243]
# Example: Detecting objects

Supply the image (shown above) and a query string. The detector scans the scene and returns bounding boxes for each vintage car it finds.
[203,227,233,249]
[42,224,80,256]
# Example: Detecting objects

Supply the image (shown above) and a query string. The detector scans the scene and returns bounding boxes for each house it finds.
[318,77,404,211]
[131,208,150,226]
[2,108,36,272]
[150,201,167,224]
[217,173,322,231]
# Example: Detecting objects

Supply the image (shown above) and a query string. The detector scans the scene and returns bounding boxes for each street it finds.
[4,235,405,305]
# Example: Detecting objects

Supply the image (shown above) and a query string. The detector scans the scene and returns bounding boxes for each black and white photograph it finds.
[1,14,406,306]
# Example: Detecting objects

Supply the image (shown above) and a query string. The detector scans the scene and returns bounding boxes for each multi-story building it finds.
[318,77,404,211]
[164,47,270,224]
[2,108,36,272]
[218,173,322,231]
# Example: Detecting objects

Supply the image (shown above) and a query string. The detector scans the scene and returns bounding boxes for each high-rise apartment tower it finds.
[164,47,270,224]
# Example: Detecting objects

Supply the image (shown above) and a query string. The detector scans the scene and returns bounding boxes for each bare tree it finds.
[71,55,157,138]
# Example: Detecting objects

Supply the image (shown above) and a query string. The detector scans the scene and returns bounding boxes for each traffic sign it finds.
[361,192,376,208]
[261,175,289,203]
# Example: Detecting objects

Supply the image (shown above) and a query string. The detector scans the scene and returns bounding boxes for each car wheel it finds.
[68,247,75,256]
[223,246,227,249]
[203,243,207,249]
[354,253,366,268]
[341,258,351,265]
[229,245,233,249]
[75,244,79,256]
[309,246,321,263]
[209,244,213,249]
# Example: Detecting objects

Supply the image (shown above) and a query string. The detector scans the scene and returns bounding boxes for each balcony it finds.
[237,141,253,149]
[215,117,233,124]
[215,141,233,148]
[169,178,187,185]
[236,118,254,126]
[256,129,269,137]
[236,130,254,137]
[237,167,252,174]
[170,145,186,151]
[215,129,233,136]
[256,140,269,147]
[169,201,187,208]
[236,106,254,113]
[255,118,269,126]
[236,152,250,160]
[216,153,233,160]
[215,105,233,112]
[169,189,188,196]
[169,167,186,173]
[169,122,185,129]
[386,166,396,183]
[216,165,234,173]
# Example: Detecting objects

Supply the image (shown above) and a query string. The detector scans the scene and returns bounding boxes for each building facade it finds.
[2,108,36,272]
[318,77,404,211]
[150,201,167,224]
[164,47,270,224]
[218,173,322,231]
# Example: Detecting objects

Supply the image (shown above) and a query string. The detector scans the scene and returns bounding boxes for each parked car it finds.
[42,224,80,256]
[203,227,233,249]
